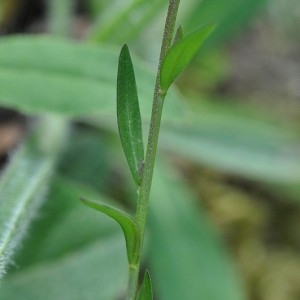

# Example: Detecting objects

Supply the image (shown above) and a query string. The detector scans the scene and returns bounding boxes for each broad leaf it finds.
[137,269,153,300]
[0,36,188,122]
[160,118,300,183]
[117,44,144,185]
[87,99,300,183]
[160,23,216,91]
[148,161,245,300]
[0,237,126,300]
[81,197,140,265]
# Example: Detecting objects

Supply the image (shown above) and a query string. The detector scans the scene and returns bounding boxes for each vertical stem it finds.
[126,265,139,300]
[136,0,180,240]
[125,1,180,299]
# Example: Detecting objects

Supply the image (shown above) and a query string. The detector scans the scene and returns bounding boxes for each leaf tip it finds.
[173,25,184,45]
[137,269,153,300]
[120,43,130,56]
[80,196,86,202]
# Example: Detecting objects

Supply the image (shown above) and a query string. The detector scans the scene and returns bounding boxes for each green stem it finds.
[126,264,140,300]
[136,0,180,236]
[125,1,180,299]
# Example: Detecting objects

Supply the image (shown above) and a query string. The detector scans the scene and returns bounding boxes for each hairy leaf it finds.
[0,116,67,279]
[0,178,127,299]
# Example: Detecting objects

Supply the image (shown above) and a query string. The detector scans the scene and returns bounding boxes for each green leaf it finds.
[117,44,144,185]
[58,128,111,192]
[160,23,216,91]
[85,98,300,183]
[148,161,245,300]
[0,116,67,279]
[160,109,300,182]
[81,197,140,265]
[0,36,188,122]
[173,25,183,45]
[0,178,127,299]
[183,0,267,49]
[89,0,167,43]
[14,177,121,267]
[0,237,126,300]
[137,269,153,300]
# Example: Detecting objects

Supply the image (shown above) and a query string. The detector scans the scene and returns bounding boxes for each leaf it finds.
[183,0,267,49]
[137,269,153,300]
[14,177,121,267]
[0,178,127,299]
[148,161,246,300]
[160,115,300,182]
[160,23,216,91]
[89,0,167,43]
[81,197,140,265]
[0,237,126,300]
[117,44,144,185]
[0,116,67,280]
[87,97,300,183]
[173,25,183,45]
[0,36,188,122]
[58,127,111,192]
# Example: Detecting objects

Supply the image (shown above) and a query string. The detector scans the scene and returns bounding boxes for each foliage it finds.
[0,0,299,299]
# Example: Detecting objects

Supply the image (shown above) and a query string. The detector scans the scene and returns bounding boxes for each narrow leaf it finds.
[137,269,153,300]
[0,116,67,280]
[160,23,216,91]
[173,25,183,45]
[81,197,140,265]
[117,44,144,184]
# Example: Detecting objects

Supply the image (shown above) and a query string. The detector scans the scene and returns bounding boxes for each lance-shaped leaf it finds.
[117,44,144,185]
[81,197,140,265]
[0,116,67,280]
[160,23,216,91]
[137,269,153,300]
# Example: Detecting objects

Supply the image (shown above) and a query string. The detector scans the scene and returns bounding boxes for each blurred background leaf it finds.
[0,0,299,299]
[0,116,67,279]
[181,0,268,50]
[148,161,245,300]
[0,36,187,122]
[0,178,127,299]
